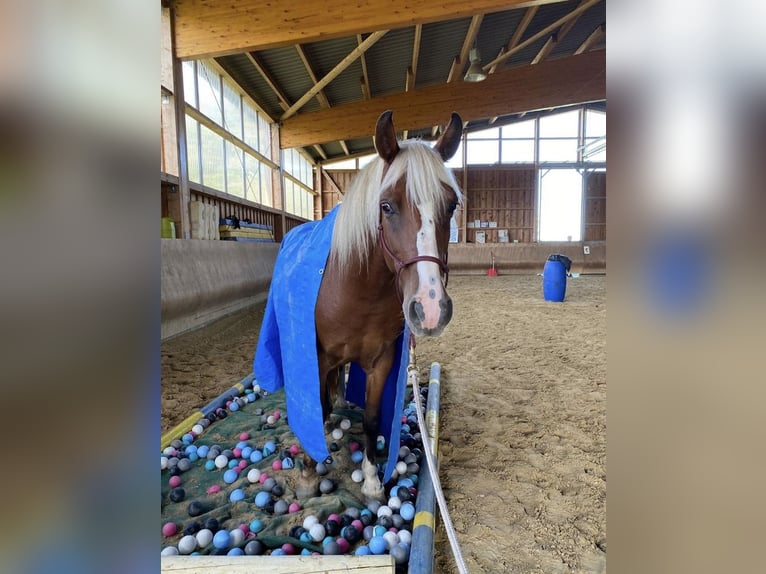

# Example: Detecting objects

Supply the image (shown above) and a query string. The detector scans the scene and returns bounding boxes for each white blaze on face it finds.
[413,203,446,329]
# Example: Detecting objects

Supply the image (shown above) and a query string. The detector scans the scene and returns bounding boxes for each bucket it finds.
[542,254,571,302]
[161,217,176,239]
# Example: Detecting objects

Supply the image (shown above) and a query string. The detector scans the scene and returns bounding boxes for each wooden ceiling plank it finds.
[173,0,568,59]
[281,51,605,148]
[575,23,605,55]
[483,0,601,71]
[280,30,388,121]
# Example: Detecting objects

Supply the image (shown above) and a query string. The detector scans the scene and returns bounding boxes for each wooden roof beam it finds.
[280,51,605,148]
[575,23,605,55]
[244,53,292,112]
[531,34,557,65]
[357,34,372,100]
[489,6,538,74]
[452,14,485,82]
[173,0,568,59]
[295,45,331,109]
[280,31,387,121]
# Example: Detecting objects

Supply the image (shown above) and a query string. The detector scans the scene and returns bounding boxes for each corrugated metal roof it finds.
[214,0,606,163]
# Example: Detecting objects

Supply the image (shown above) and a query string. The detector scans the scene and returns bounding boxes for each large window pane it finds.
[501,139,535,163]
[284,180,295,215]
[583,137,606,162]
[539,169,582,241]
[445,140,463,168]
[258,114,271,158]
[586,110,606,138]
[260,164,273,207]
[197,61,222,125]
[243,101,259,150]
[200,125,224,190]
[223,81,243,140]
[244,154,261,203]
[182,61,197,108]
[467,126,499,139]
[502,119,535,138]
[186,116,200,183]
[539,138,578,162]
[225,141,244,198]
[539,110,580,138]
[466,139,499,164]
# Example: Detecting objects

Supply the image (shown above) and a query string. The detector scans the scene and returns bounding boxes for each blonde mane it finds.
[330,141,463,274]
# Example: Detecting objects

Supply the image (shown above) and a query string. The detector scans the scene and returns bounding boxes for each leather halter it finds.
[377,218,450,303]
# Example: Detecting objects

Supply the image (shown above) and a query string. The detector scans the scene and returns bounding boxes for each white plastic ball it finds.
[214,454,229,469]
[163,446,176,457]
[251,383,260,393]
[191,424,204,435]
[161,546,179,556]
[396,461,408,475]
[178,535,197,554]
[383,531,399,549]
[302,515,319,530]
[340,418,352,430]
[377,505,393,518]
[309,523,326,542]
[229,528,245,546]
[351,469,364,483]
[267,415,276,424]
[331,428,343,440]
[388,496,402,511]
[398,530,412,545]
[161,456,168,470]
[247,468,261,483]
[196,529,213,548]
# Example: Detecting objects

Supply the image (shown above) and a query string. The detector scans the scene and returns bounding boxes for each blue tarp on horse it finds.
[254,205,408,483]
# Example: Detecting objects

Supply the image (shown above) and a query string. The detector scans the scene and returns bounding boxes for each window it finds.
[538,169,583,241]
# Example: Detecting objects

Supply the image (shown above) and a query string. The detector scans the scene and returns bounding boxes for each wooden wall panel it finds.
[584,171,606,241]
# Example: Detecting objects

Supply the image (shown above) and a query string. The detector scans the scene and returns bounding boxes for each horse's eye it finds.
[380,201,394,215]
[447,202,458,216]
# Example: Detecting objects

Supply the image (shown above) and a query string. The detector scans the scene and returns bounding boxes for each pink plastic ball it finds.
[282,543,296,555]
[289,444,300,456]
[232,448,242,458]
[327,513,340,523]
[162,522,177,537]
[237,460,248,470]
[258,473,269,484]
[238,524,250,534]
[288,502,301,513]
[207,485,222,495]
[351,519,364,531]
[349,441,361,452]
[272,410,281,420]
[272,460,283,471]
[239,432,250,441]
[336,537,350,553]
[168,476,182,488]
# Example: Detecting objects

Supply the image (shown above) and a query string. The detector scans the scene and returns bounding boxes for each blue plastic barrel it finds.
[542,254,570,302]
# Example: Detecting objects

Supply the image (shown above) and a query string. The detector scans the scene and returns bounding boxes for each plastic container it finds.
[161,217,176,239]
[542,254,571,302]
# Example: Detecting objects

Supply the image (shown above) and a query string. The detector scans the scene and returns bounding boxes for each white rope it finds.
[408,351,469,574]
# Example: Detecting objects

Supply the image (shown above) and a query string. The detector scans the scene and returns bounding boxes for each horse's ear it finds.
[434,112,463,161]
[375,110,400,164]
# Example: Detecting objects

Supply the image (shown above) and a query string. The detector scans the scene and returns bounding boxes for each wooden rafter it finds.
[452,14,485,82]
[411,24,422,84]
[312,144,328,160]
[575,23,605,55]
[173,0,567,59]
[531,34,557,65]
[280,30,388,121]
[295,45,330,109]
[281,51,605,149]
[245,53,291,112]
[483,0,601,71]
[489,6,538,74]
[557,0,589,42]
[357,34,371,100]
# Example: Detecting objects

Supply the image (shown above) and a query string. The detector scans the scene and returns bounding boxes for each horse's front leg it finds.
[361,348,395,502]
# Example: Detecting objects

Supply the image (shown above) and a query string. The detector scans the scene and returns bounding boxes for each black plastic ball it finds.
[339,514,353,528]
[289,525,306,539]
[377,515,393,529]
[397,486,411,501]
[183,521,201,535]
[169,487,186,503]
[325,520,340,536]
[329,442,340,452]
[343,525,361,543]
[272,484,284,497]
[244,540,264,555]
[187,500,206,516]
[203,517,219,532]
[360,513,373,526]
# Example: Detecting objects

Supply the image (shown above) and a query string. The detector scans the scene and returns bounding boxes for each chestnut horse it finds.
[306,110,463,500]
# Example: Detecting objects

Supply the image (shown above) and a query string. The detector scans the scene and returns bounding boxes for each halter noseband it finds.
[377,220,450,303]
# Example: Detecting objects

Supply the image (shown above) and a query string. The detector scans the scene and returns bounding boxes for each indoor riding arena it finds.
[161,2,606,573]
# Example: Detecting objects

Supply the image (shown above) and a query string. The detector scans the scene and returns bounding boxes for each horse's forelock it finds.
[330,141,461,274]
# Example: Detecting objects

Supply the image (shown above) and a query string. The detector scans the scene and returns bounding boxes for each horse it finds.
[307,110,464,500]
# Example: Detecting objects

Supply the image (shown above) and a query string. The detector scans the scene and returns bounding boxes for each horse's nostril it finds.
[410,300,425,323]
[440,297,453,324]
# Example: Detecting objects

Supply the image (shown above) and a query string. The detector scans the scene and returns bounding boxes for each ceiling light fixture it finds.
[464,47,488,82]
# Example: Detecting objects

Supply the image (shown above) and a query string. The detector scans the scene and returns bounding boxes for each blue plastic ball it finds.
[282,457,294,469]
[182,433,194,444]
[212,530,231,549]
[249,519,264,533]
[351,451,364,464]
[229,488,245,503]
[205,460,216,471]
[188,453,199,463]
[223,469,238,484]
[399,502,415,521]
[197,445,209,458]
[263,441,276,456]
[250,451,263,463]
[227,460,239,469]
[230,402,240,411]
[355,545,372,555]
[227,547,244,555]
[241,446,253,459]
[254,491,271,508]
[369,536,387,555]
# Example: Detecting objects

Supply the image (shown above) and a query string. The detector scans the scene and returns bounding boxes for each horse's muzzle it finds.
[406,294,453,337]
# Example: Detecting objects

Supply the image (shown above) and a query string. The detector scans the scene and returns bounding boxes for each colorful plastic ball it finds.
[376,436,386,451]
[288,502,301,513]
[263,441,276,455]
[309,523,326,542]
[229,528,245,547]
[161,546,179,556]
[396,461,407,475]
[254,491,271,508]
[323,540,341,555]
[241,446,253,459]
[377,516,393,529]
[281,543,296,555]
[177,534,197,554]
[266,415,276,424]
[319,479,335,494]
[214,455,229,469]
[249,519,264,533]
[289,444,300,455]
[204,460,216,472]
[391,543,409,564]
[349,441,361,452]
[398,530,412,545]
[367,500,381,514]
[336,537,350,553]
[363,525,375,541]
[351,519,364,532]
[299,531,313,544]
[373,525,387,537]
[232,448,242,459]
[223,469,238,484]
[227,547,243,556]
[244,540,265,555]
[237,460,248,470]
[168,475,182,488]
[229,489,245,503]
[182,433,194,444]
[204,517,220,531]
[392,515,405,529]
[187,500,207,517]
[271,459,282,471]
[351,451,364,464]
[262,477,276,492]
[273,500,288,515]
[161,456,168,470]
[388,496,402,511]
[271,549,285,556]
[169,488,186,503]
[227,460,239,470]
[188,453,199,463]
[183,521,201,536]
[369,536,387,555]
[315,462,329,475]
[206,485,221,495]
[195,528,213,547]
[324,519,340,536]
[247,469,261,483]
[331,428,343,440]
[383,531,399,548]
[258,472,269,484]
[229,401,239,412]
[355,545,371,555]
[282,457,294,469]
[272,410,281,420]
[163,446,176,457]
[343,525,361,543]
[303,515,319,530]
[212,530,231,549]
[399,502,415,521]
[250,451,263,463]
[162,522,177,537]
[340,418,352,430]
[191,424,204,435]
[377,505,393,519]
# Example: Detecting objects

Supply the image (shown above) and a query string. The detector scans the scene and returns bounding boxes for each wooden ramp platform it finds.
[161,555,395,573]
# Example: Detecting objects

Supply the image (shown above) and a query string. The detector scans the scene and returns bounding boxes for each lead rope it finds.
[407,335,470,574]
